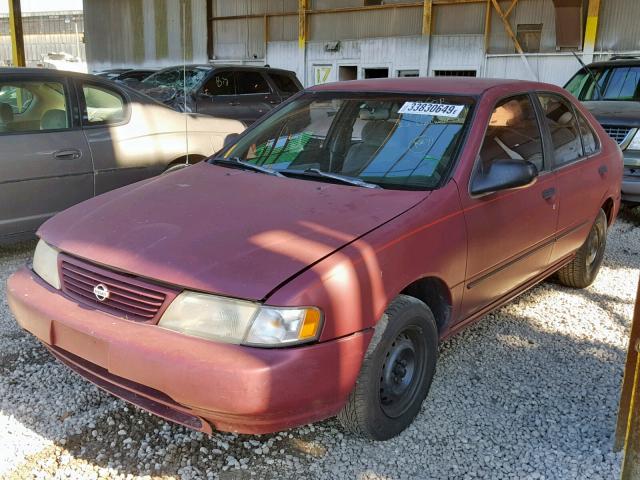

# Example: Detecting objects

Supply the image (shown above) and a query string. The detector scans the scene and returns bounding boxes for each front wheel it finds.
[338,295,438,440]
[556,209,607,289]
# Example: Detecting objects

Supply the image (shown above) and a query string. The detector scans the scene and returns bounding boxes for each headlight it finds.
[32,239,61,289]
[627,130,640,150]
[158,291,322,347]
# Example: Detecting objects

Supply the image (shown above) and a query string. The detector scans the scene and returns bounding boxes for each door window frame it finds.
[532,91,601,171]
[0,74,79,136]
[234,70,273,96]
[468,91,550,198]
[76,80,131,129]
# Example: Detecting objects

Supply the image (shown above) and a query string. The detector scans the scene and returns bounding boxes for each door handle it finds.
[228,101,240,106]
[598,165,608,177]
[542,187,556,200]
[53,149,81,160]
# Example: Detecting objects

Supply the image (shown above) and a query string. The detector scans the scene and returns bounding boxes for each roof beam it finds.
[8,0,25,67]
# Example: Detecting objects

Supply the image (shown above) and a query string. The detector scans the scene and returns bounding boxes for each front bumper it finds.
[622,151,640,204]
[7,267,372,434]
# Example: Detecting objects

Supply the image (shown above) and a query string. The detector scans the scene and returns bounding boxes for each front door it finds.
[0,75,93,240]
[460,93,559,318]
[233,71,278,124]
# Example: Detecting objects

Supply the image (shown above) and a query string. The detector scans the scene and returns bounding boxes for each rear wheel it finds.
[338,295,438,440]
[556,209,607,288]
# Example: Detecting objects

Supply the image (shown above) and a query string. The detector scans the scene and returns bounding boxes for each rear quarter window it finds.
[269,73,300,94]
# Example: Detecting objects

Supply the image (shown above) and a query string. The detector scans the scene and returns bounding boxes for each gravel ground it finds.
[1,206,639,480]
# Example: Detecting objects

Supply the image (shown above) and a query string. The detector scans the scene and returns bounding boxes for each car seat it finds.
[40,109,68,130]
[0,103,14,132]
[343,109,394,175]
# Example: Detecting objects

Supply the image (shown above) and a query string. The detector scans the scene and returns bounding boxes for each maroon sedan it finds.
[8,78,622,440]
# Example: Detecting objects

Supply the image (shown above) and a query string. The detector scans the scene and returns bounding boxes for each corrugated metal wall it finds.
[433,3,485,35]
[308,7,422,41]
[84,0,208,70]
[596,0,640,51]
[488,0,557,54]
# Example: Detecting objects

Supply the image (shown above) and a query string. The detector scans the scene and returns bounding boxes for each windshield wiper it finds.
[282,168,381,189]
[211,157,284,177]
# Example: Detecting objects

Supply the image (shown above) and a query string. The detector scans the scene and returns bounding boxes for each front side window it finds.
[236,72,270,95]
[537,94,583,166]
[217,92,474,190]
[478,95,544,174]
[0,80,69,134]
[82,84,126,125]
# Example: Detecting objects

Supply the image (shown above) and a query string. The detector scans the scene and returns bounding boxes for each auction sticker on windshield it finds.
[398,102,464,118]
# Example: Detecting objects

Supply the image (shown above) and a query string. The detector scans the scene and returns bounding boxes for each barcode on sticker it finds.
[398,102,464,118]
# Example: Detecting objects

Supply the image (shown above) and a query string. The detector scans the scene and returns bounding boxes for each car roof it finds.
[586,57,640,68]
[151,64,296,74]
[308,77,554,95]
[0,67,117,81]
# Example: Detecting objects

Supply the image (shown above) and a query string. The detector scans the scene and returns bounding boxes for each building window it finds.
[339,66,358,81]
[516,24,543,53]
[364,68,389,79]
[398,70,420,77]
[433,70,477,77]
[364,0,383,5]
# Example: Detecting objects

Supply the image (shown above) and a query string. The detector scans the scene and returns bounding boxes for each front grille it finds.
[59,255,177,323]
[602,125,633,145]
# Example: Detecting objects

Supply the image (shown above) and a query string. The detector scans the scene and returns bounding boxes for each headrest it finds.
[359,107,390,120]
[0,103,13,124]
[361,120,394,146]
[41,109,68,130]
[557,111,574,125]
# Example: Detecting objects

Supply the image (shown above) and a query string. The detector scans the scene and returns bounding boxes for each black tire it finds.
[556,209,607,289]
[338,295,438,440]
[162,163,189,175]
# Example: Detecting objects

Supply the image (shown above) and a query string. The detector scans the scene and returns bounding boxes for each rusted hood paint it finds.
[39,162,428,300]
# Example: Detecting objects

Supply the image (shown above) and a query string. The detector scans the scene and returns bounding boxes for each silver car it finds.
[0,68,244,243]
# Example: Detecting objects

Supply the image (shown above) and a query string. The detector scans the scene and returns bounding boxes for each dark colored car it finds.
[137,64,302,124]
[565,57,640,204]
[113,69,157,82]
[8,78,621,440]
[93,68,133,80]
[0,68,243,243]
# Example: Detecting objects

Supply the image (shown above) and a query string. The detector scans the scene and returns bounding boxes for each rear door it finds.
[233,70,278,124]
[535,92,608,263]
[460,93,559,318]
[77,80,158,195]
[0,74,93,240]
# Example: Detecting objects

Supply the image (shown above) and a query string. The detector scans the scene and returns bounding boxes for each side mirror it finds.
[471,159,538,196]
[224,133,241,147]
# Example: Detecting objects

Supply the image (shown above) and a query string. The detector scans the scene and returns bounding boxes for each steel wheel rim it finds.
[379,328,426,418]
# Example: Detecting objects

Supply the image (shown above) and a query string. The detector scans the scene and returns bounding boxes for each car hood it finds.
[582,100,640,128]
[40,163,428,301]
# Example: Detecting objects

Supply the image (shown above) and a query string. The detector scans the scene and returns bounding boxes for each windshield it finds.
[142,67,210,90]
[214,92,474,190]
[566,66,640,101]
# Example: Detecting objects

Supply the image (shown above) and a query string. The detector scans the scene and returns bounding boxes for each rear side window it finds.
[202,71,235,96]
[575,110,599,156]
[82,84,126,125]
[478,95,544,174]
[537,94,583,166]
[236,72,270,95]
[0,80,69,134]
[269,73,299,94]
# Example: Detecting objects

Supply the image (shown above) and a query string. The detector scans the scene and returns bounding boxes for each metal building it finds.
[83,0,639,86]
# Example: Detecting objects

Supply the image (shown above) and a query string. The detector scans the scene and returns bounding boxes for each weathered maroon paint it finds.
[7,78,622,434]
